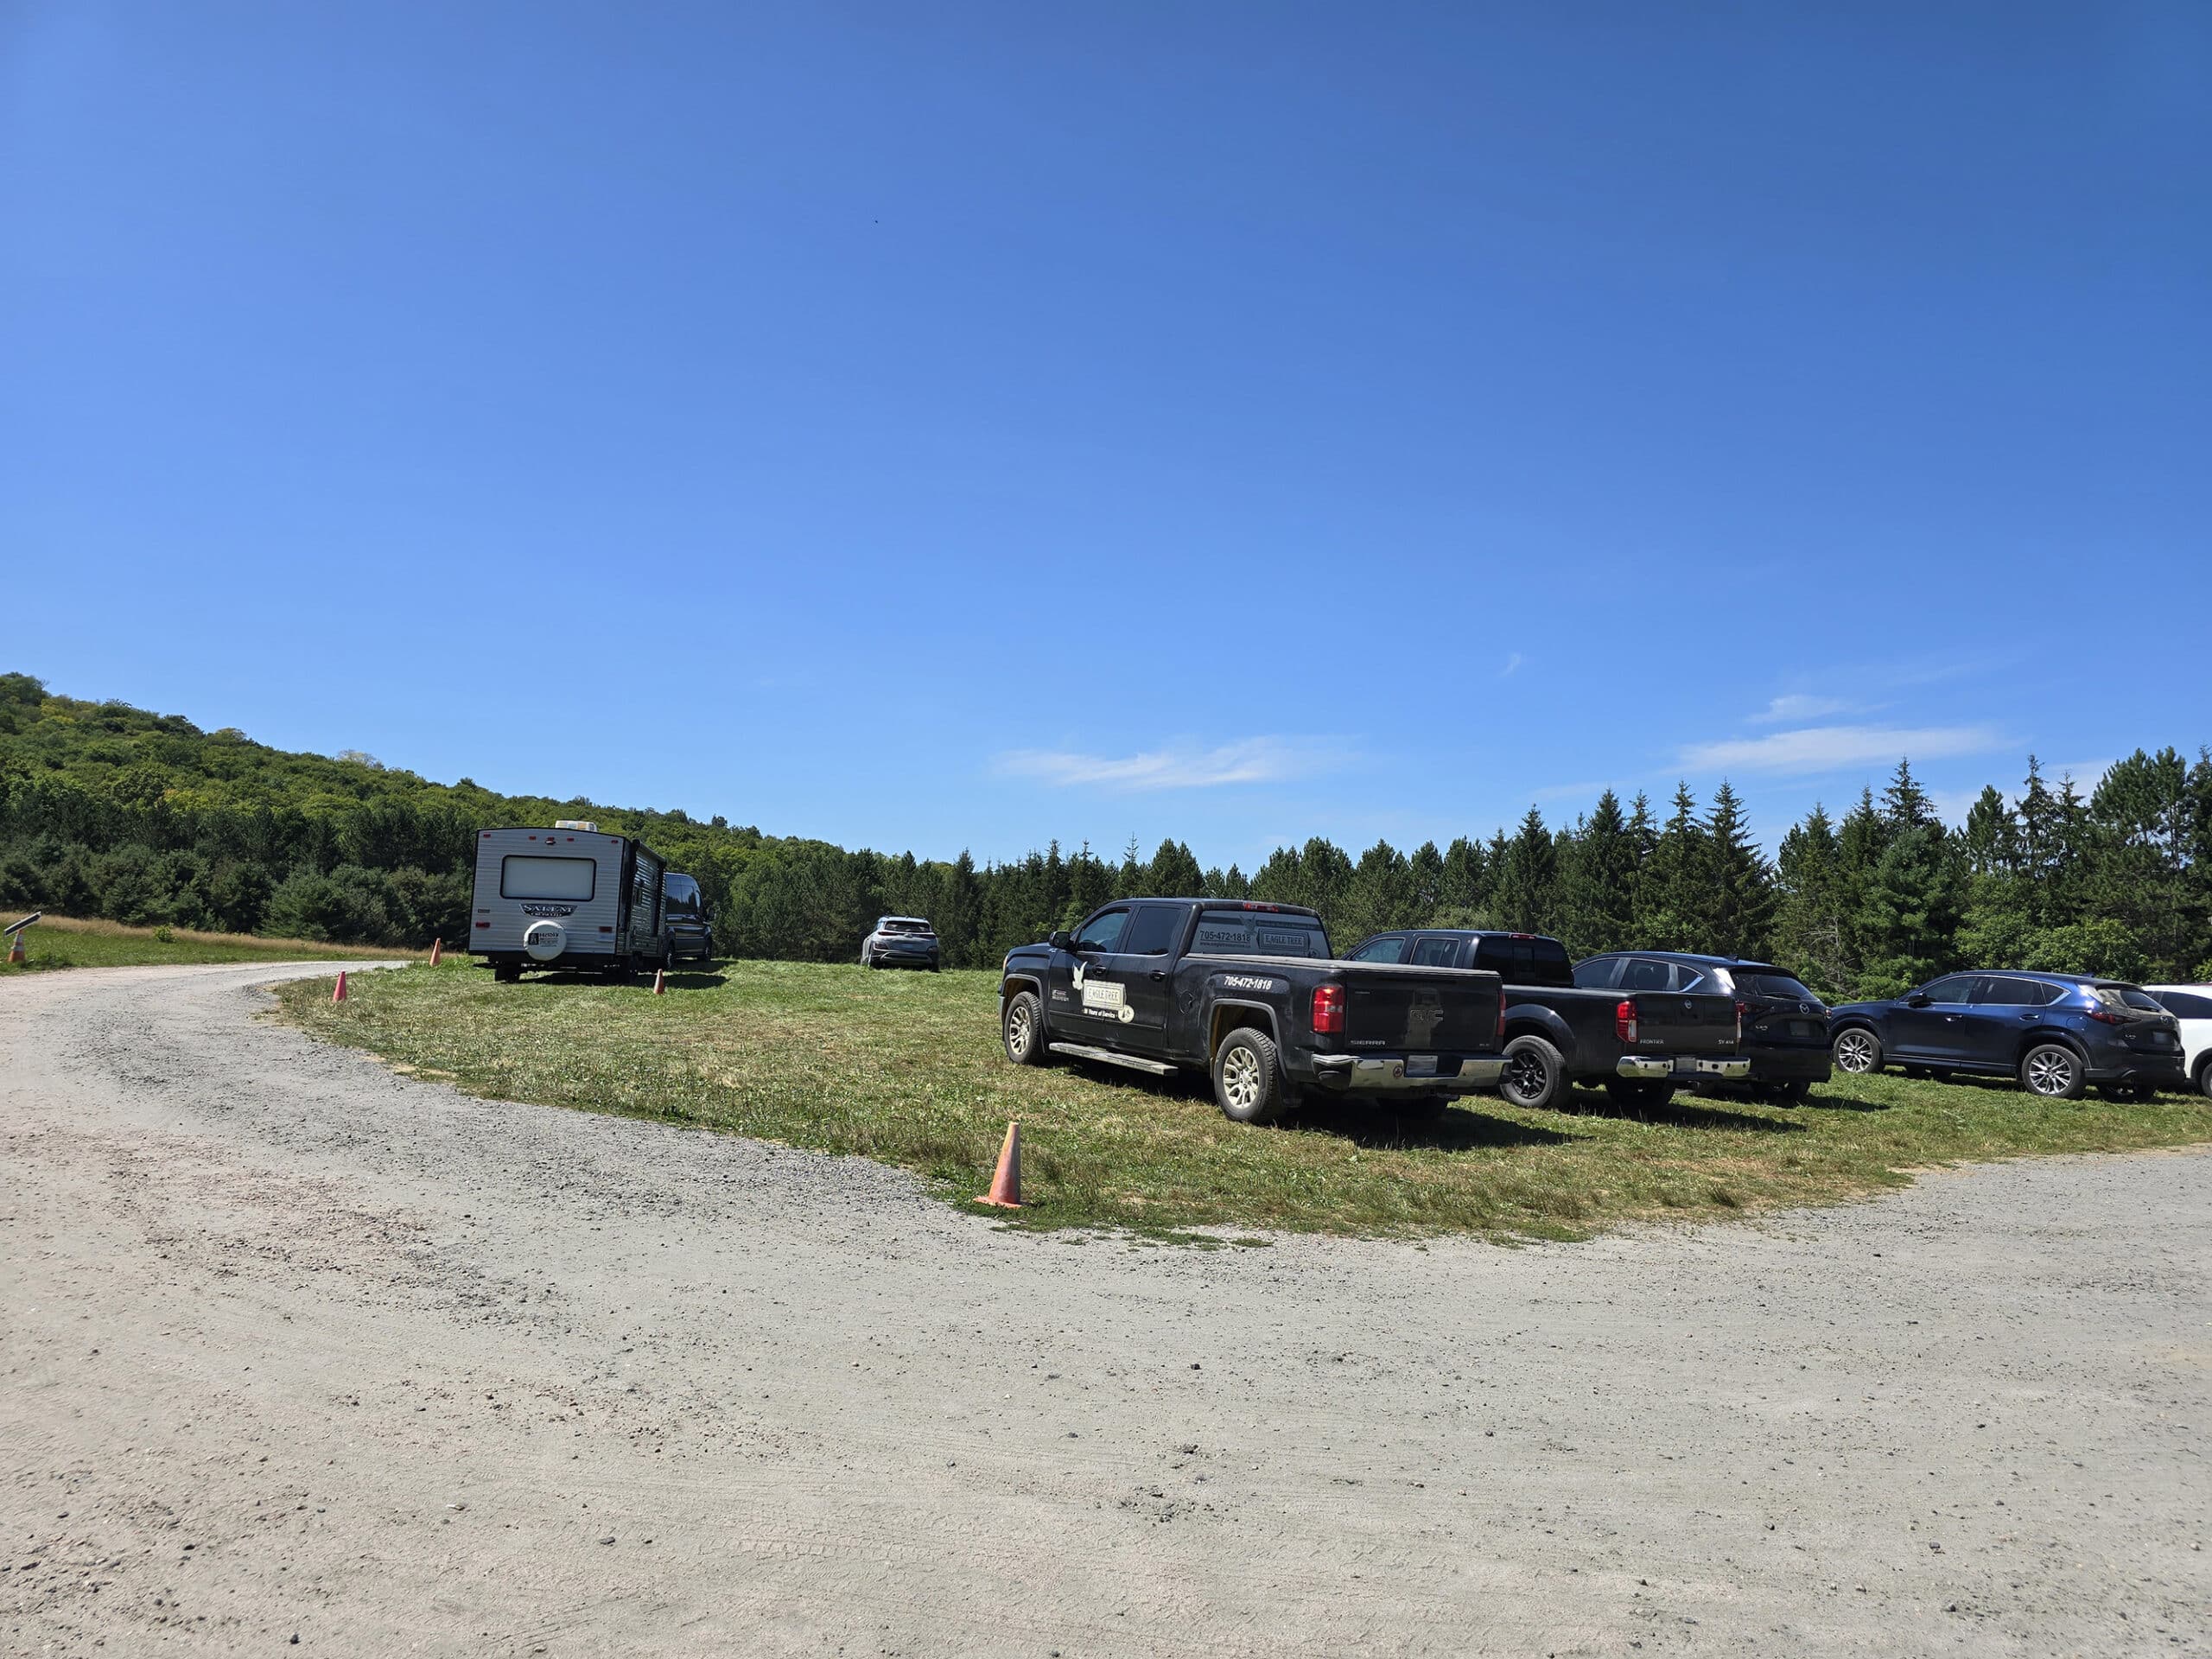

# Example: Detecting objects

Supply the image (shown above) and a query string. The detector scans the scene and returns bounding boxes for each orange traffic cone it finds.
[5,937,22,965]
[975,1121,1022,1208]
[332,970,348,1003]
[428,938,442,967]
[652,968,666,995]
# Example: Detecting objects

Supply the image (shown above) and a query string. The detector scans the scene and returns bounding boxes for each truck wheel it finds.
[1211,1029,1286,1125]
[1606,1078,1676,1109]
[1497,1035,1564,1110]
[2019,1043,2084,1100]
[1832,1027,1882,1075]
[2198,1056,2212,1100]
[1002,991,1049,1067]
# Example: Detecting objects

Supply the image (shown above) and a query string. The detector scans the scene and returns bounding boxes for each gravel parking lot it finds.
[3,963,2207,1656]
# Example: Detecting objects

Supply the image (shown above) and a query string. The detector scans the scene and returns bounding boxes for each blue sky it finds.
[5,3,2208,870]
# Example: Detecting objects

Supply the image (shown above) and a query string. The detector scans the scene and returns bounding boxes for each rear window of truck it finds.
[501,855,596,901]
[1188,911,1332,959]
[1471,935,1573,986]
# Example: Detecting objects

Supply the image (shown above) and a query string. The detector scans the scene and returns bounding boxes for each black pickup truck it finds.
[999,899,1506,1124]
[1344,929,1748,1109]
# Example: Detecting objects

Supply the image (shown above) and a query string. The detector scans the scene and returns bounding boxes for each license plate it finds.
[1405,1054,1437,1077]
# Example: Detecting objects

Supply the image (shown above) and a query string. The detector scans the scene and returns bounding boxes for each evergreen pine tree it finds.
[1955,784,2034,967]
[1143,837,1205,898]
[1704,781,1777,959]
[1773,804,1851,995]
[2083,748,2192,976]
[1880,758,1941,835]
[1438,836,1489,916]
[1633,784,1709,948]
[1492,808,1557,933]
[1560,789,1636,955]
[1408,840,1445,923]
[1339,840,1415,940]
[1856,824,1960,997]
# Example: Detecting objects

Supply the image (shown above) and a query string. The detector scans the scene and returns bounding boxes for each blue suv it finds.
[1827,972,2185,1100]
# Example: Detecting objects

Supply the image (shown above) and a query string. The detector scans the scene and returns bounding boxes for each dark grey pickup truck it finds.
[1344,929,1748,1109]
[999,899,1506,1123]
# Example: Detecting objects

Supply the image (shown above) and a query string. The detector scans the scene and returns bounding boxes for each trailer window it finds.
[500,855,596,901]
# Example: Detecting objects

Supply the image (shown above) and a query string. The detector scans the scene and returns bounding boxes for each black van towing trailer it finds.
[1343,929,1747,1109]
[998,899,1506,1124]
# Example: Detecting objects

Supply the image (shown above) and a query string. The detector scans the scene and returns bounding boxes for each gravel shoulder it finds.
[3,963,2207,1656]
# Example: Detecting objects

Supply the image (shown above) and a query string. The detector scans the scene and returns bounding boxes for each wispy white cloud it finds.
[1750,693,1861,724]
[995,736,1344,792]
[1501,652,1524,678]
[1679,723,2005,777]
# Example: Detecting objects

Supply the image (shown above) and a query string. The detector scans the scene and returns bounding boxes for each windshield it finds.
[664,874,702,916]
[1188,910,1332,959]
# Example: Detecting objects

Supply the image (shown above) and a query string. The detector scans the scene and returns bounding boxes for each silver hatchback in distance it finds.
[861,916,941,971]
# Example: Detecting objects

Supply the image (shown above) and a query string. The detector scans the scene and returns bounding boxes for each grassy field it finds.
[270,957,2212,1240]
[0,914,423,974]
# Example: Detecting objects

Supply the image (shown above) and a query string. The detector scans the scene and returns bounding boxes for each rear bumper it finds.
[1741,1046,1834,1084]
[470,947,619,970]
[2084,1055,2187,1085]
[1618,1055,1751,1081]
[1310,1053,1507,1095]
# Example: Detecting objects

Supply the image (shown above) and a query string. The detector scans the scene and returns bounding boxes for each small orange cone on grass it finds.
[975,1120,1022,1208]
[332,970,348,1003]
[428,938,442,967]
[652,967,666,995]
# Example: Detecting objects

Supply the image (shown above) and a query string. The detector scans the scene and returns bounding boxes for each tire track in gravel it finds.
[3,963,2207,1656]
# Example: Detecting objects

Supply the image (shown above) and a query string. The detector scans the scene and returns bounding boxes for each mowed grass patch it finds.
[1,914,422,974]
[273,959,2212,1239]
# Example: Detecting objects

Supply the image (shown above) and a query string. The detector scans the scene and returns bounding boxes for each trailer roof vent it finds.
[553,819,599,833]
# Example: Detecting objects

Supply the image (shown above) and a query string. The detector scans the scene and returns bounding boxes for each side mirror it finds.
[1048,930,1072,951]
[1905,993,1930,1007]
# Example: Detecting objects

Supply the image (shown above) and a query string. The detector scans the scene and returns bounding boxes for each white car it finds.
[2145,985,2212,1097]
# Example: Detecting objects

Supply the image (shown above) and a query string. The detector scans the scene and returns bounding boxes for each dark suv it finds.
[1827,972,2185,1100]
[662,872,715,963]
[1573,951,1831,1103]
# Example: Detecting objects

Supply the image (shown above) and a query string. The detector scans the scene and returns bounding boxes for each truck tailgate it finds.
[1629,991,1738,1052]
[1341,966,1499,1052]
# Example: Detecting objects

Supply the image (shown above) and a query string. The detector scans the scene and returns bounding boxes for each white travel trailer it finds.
[468,823,669,982]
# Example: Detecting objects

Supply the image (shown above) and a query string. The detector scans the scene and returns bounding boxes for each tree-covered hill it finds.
[3,671,2207,994]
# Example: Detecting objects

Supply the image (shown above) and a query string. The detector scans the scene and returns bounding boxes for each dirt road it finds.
[3,964,2206,1656]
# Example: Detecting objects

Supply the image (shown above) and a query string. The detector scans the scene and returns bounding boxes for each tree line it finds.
[3,672,2207,995]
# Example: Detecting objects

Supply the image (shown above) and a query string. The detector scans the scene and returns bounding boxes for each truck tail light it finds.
[474,921,491,929]
[1736,1001,1748,1044]
[1497,984,1507,1044]
[1616,999,1637,1044]
[1312,984,1345,1035]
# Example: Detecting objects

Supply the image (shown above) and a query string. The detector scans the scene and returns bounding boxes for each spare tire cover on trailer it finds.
[523,919,568,962]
